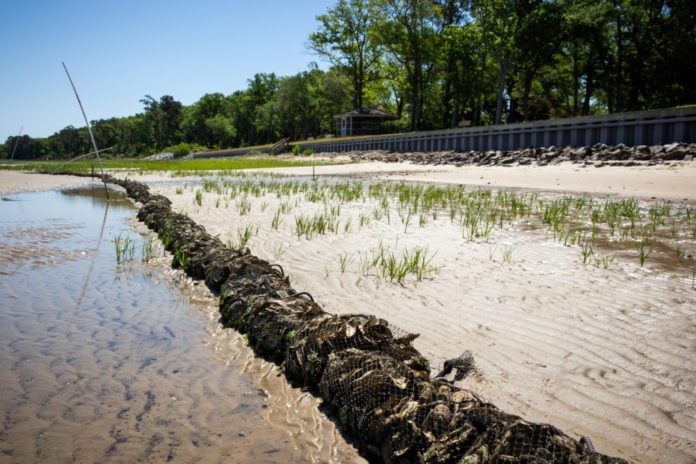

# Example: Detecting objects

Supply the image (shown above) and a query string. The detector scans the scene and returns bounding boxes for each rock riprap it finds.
[319,142,696,168]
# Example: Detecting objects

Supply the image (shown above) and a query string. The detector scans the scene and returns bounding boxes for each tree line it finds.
[3,0,694,160]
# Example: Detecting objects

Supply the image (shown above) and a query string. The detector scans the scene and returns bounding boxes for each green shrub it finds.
[292,145,301,156]
[163,143,207,158]
[303,148,314,156]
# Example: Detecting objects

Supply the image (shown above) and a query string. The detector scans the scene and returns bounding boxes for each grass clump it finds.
[271,209,284,230]
[338,253,353,273]
[174,248,189,269]
[114,234,136,263]
[501,246,513,264]
[236,196,252,215]
[141,236,155,262]
[235,225,254,248]
[359,242,437,284]
[637,239,652,267]
[580,242,594,265]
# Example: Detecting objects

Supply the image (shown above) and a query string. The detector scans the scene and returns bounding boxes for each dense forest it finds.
[2,0,695,160]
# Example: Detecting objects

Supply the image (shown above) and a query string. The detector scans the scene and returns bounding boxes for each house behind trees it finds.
[335,107,396,136]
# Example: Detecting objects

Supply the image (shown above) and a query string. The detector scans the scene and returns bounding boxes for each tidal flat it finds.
[0,185,363,463]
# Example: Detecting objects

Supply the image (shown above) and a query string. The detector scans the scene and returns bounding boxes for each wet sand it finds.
[144,163,696,464]
[0,188,364,463]
[0,171,93,195]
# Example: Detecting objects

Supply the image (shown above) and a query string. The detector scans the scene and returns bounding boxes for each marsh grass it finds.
[637,239,653,267]
[271,209,284,230]
[501,246,513,264]
[580,242,594,265]
[597,253,615,269]
[179,171,694,280]
[338,253,353,273]
[399,208,414,233]
[114,235,136,263]
[235,225,254,248]
[293,207,341,239]
[294,215,314,239]
[174,248,189,269]
[359,242,437,284]
[141,236,155,262]
[1,157,336,174]
[272,243,285,261]
[236,196,252,215]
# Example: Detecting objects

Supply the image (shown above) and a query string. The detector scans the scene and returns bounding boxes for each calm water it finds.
[0,186,362,463]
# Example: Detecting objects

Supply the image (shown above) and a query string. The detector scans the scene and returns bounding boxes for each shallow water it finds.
[0,186,363,463]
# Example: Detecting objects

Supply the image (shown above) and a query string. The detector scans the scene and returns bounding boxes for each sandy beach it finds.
[252,158,696,201]
[3,162,695,463]
[0,171,94,195]
[147,160,695,464]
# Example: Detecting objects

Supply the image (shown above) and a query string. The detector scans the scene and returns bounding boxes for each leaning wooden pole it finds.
[52,146,113,172]
[61,61,109,198]
[9,126,23,160]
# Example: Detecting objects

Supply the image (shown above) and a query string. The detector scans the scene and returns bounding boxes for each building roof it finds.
[334,107,397,120]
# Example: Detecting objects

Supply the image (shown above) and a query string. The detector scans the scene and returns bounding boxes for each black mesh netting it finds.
[90,173,626,464]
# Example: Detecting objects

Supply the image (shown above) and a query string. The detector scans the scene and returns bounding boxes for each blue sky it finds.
[0,0,334,142]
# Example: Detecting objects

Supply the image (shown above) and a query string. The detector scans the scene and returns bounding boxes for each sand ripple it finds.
[154,179,696,464]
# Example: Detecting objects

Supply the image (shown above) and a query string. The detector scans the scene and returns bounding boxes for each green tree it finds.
[310,0,383,109]
[46,126,90,159]
[229,73,278,145]
[181,93,236,148]
[439,19,482,126]
[140,94,183,150]
[374,0,441,130]
[158,95,183,147]
[558,0,613,116]
[512,0,566,121]
[435,0,472,127]
[4,135,49,160]
[204,114,237,148]
[274,71,321,140]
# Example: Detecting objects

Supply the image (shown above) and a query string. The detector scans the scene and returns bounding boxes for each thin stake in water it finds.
[10,126,23,160]
[52,146,113,172]
[61,61,109,197]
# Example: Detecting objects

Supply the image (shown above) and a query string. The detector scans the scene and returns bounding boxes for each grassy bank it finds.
[0,157,337,174]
